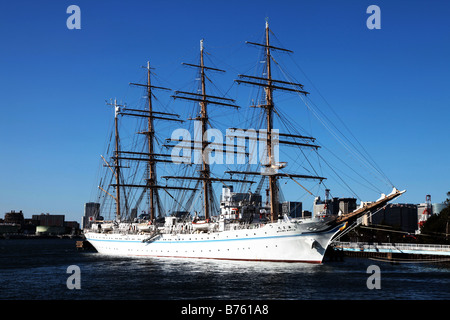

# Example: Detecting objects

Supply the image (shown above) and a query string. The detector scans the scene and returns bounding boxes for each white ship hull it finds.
[85,220,342,264]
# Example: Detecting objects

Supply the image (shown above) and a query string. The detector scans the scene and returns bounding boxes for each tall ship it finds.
[84,21,405,263]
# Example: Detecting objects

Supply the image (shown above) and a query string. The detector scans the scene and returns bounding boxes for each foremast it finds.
[199,39,212,221]
[234,19,323,222]
[264,19,277,223]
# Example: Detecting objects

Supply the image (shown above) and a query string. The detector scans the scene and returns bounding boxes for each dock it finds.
[331,241,450,262]
[76,239,95,251]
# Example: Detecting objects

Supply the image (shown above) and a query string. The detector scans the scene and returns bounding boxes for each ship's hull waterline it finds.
[85,221,343,264]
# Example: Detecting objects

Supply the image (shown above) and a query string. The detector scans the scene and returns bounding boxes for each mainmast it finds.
[168,39,247,220]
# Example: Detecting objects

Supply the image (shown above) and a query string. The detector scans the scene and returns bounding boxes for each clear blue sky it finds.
[1,0,449,223]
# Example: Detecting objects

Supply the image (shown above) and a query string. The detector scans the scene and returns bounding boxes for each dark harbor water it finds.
[1,238,449,301]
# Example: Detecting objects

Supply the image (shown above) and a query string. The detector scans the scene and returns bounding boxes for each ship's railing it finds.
[221,221,268,232]
[88,220,272,235]
[333,241,450,253]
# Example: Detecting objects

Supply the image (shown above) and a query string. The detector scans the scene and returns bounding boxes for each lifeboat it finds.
[137,222,152,232]
[192,219,210,231]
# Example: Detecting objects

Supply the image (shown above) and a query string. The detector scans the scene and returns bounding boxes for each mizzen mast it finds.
[109,62,190,222]
[104,98,127,221]
[126,62,185,222]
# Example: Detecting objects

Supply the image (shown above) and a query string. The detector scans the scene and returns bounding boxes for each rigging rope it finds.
[269,52,395,190]
[287,56,394,188]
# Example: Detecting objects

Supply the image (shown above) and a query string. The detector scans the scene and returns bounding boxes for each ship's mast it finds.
[145,61,157,221]
[167,40,248,220]
[108,63,193,222]
[199,39,212,220]
[264,20,278,223]
[113,99,121,220]
[233,19,324,223]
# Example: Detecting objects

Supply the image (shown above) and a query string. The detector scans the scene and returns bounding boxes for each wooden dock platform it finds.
[76,240,95,251]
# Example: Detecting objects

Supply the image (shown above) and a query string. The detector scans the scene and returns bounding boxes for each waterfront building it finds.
[32,213,65,235]
[82,202,100,229]
[4,210,24,224]
[366,203,418,233]
[32,213,65,227]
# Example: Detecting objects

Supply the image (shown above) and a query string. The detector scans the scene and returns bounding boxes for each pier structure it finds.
[332,241,450,262]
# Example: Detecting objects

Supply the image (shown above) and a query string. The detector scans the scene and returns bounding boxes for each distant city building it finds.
[0,210,83,236]
[64,220,80,234]
[312,191,449,235]
[281,201,303,218]
[4,210,24,225]
[29,213,80,235]
[338,198,357,215]
[65,221,80,229]
[0,210,23,234]
[82,202,100,229]
[313,189,357,218]
[32,213,66,235]
[32,213,65,227]
[302,210,312,219]
[432,203,446,215]
[367,203,419,233]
